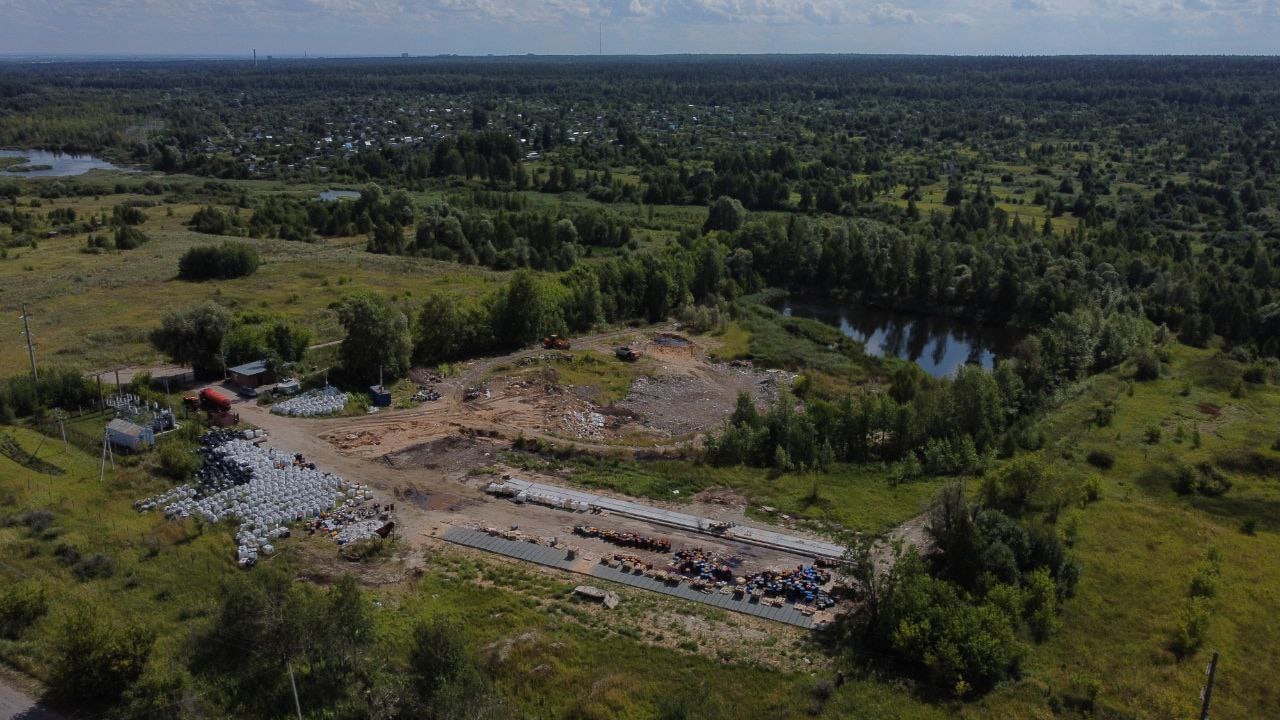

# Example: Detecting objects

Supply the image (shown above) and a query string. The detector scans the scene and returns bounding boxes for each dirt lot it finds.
[307,328,791,461]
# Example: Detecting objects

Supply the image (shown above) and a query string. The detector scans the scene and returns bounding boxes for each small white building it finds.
[106,418,153,452]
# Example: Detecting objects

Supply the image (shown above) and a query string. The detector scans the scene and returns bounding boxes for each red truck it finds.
[184,388,232,413]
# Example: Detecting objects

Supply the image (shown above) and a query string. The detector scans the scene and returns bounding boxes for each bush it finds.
[1085,450,1114,470]
[177,241,260,281]
[1189,565,1218,599]
[156,442,198,480]
[1170,462,1232,497]
[114,224,150,250]
[188,206,239,235]
[3,508,55,533]
[1082,475,1103,502]
[72,553,116,581]
[1132,348,1161,381]
[1144,426,1162,444]
[47,609,155,709]
[1168,598,1211,659]
[54,543,81,566]
[0,582,48,639]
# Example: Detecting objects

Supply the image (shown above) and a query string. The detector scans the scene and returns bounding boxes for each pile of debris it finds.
[743,565,835,610]
[464,385,490,402]
[669,548,742,583]
[573,585,619,609]
[564,410,606,438]
[412,387,441,402]
[307,501,395,545]
[573,525,671,553]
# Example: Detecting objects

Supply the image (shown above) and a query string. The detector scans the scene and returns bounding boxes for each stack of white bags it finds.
[136,433,358,567]
[270,386,349,417]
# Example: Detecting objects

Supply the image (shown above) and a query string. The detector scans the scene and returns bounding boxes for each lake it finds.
[0,149,127,178]
[318,189,361,202]
[780,298,1021,377]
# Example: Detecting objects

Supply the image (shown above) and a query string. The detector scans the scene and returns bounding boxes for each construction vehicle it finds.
[615,346,640,362]
[542,334,571,350]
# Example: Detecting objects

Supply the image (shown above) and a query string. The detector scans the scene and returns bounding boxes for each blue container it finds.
[369,385,393,407]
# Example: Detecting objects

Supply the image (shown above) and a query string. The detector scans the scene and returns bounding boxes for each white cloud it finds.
[1,0,1278,53]
[870,1,919,22]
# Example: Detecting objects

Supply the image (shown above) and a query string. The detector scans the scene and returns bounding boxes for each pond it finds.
[317,189,361,202]
[780,298,1021,377]
[0,149,127,178]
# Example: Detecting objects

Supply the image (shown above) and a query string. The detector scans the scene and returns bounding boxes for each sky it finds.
[0,0,1278,56]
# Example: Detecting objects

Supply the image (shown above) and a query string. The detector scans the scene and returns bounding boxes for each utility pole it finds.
[1200,650,1219,720]
[20,304,37,382]
[98,427,115,482]
[287,661,304,720]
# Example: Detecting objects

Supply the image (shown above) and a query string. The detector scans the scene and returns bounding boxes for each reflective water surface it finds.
[0,149,126,177]
[780,298,1021,377]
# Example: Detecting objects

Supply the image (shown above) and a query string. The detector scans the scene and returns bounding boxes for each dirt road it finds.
[0,679,61,720]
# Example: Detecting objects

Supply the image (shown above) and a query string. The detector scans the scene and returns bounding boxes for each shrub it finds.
[72,553,116,581]
[1242,363,1268,384]
[47,609,154,709]
[4,508,55,533]
[1085,450,1114,470]
[1082,475,1103,503]
[114,224,150,250]
[188,206,239,235]
[1144,426,1162,444]
[54,543,81,566]
[177,241,259,281]
[0,582,48,639]
[1132,348,1160,381]
[156,442,198,480]
[1093,404,1114,427]
[1189,565,1218,599]
[1168,599,1211,659]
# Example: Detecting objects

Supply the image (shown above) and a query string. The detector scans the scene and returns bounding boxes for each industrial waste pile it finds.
[743,566,835,610]
[668,549,835,609]
[573,525,671,553]
[669,548,741,583]
[135,429,386,567]
[270,386,349,417]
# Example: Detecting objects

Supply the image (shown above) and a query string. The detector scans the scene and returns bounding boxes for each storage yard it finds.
[103,329,895,629]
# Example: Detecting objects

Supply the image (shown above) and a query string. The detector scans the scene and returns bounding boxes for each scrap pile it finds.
[135,430,387,567]
[564,410,606,438]
[668,548,741,583]
[573,525,671,553]
[271,386,349,417]
[412,387,441,402]
[743,566,835,609]
[306,501,395,544]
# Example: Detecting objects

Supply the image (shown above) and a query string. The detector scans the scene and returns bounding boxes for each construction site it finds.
[137,328,880,628]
